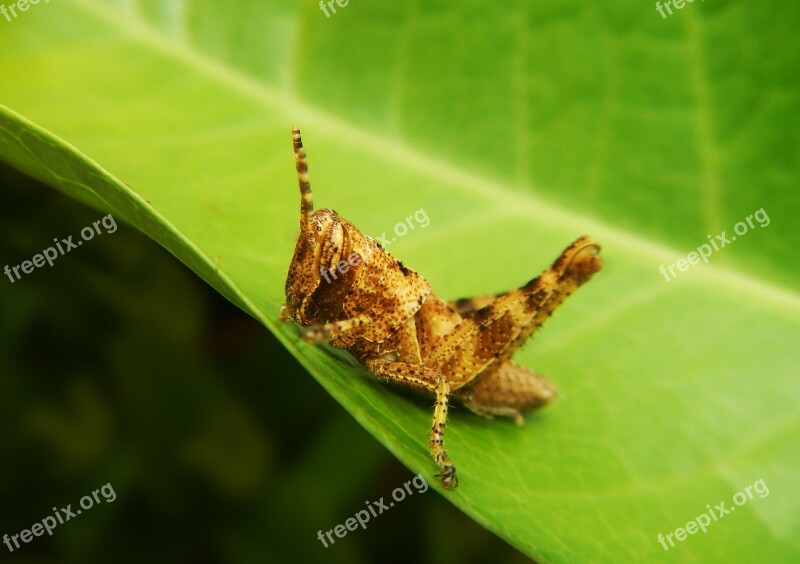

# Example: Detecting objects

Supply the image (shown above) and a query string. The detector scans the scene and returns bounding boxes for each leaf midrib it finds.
[29,0,800,319]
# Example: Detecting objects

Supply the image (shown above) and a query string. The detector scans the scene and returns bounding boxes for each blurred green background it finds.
[0,162,530,563]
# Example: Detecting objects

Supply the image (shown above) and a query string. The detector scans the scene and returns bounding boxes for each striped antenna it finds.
[292,125,313,223]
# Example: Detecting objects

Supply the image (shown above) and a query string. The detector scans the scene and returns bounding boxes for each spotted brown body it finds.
[281,126,603,488]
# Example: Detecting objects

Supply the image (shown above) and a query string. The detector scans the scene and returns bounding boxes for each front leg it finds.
[298,315,371,343]
[366,359,458,489]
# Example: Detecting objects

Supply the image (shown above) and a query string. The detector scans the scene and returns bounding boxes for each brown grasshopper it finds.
[281,126,602,489]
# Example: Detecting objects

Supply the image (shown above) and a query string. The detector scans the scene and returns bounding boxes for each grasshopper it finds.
[281,126,602,489]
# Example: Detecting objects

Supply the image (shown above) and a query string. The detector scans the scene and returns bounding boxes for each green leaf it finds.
[2,1,798,561]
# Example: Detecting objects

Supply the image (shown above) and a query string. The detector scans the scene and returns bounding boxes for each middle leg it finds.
[365,358,458,489]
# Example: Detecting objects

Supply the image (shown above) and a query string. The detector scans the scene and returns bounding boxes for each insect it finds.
[281,126,603,489]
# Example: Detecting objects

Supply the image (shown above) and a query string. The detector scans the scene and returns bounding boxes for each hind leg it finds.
[448,293,506,317]
[429,236,602,378]
[455,362,556,426]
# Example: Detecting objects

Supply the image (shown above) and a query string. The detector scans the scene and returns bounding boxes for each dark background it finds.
[0,161,532,563]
